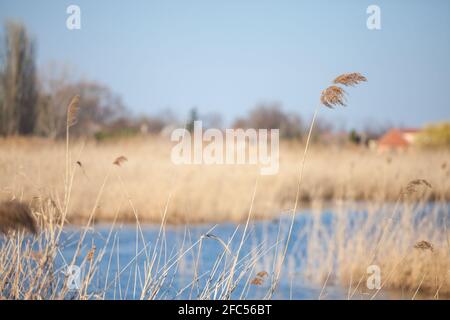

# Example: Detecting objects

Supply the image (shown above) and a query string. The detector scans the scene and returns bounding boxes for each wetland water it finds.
[49,202,448,299]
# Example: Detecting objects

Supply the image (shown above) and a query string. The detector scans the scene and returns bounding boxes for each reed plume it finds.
[251,271,268,286]
[0,200,37,235]
[320,85,347,108]
[271,72,367,297]
[414,240,434,252]
[86,245,96,262]
[113,156,128,166]
[66,95,80,127]
[251,277,263,286]
[333,73,367,87]
[256,271,268,278]
[404,179,432,195]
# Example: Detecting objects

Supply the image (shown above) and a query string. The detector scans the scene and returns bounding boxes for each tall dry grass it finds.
[1,135,448,299]
[1,74,449,299]
[0,94,269,299]
[0,137,448,224]
[297,199,450,298]
[1,135,449,298]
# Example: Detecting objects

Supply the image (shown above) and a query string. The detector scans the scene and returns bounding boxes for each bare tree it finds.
[233,103,303,139]
[69,81,126,136]
[36,63,79,138]
[0,21,38,136]
[36,74,127,138]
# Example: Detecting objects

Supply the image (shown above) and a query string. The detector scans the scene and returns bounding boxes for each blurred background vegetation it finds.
[0,21,448,148]
[416,122,450,148]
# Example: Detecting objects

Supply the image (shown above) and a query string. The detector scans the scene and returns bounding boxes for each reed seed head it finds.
[67,95,80,128]
[251,277,263,286]
[251,271,269,285]
[256,271,268,278]
[86,245,96,262]
[333,73,367,87]
[414,240,434,252]
[320,85,347,108]
[113,156,128,166]
[404,179,432,195]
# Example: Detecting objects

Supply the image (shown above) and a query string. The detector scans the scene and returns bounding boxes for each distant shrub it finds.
[416,122,450,148]
[349,129,361,144]
[94,127,139,141]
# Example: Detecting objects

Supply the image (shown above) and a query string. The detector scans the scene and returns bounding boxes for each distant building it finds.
[377,128,420,152]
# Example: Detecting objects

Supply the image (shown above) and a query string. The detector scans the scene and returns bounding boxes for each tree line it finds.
[0,21,127,139]
[1,21,393,144]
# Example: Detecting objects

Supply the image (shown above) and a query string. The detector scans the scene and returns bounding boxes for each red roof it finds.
[378,129,411,147]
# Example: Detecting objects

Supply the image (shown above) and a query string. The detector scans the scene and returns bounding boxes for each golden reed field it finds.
[1,75,449,299]
[0,136,448,224]
[1,135,450,298]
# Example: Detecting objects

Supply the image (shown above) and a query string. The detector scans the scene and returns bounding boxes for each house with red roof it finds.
[377,128,420,152]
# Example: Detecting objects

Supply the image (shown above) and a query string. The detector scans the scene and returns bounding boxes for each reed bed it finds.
[292,200,450,298]
[1,136,448,299]
[1,71,449,299]
[0,136,449,299]
[0,137,448,224]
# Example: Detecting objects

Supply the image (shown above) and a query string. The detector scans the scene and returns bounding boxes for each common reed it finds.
[66,95,80,128]
[414,240,434,252]
[113,156,128,166]
[1,135,449,298]
[269,72,368,296]
[1,136,449,223]
[404,179,432,195]
[297,199,450,297]
[320,86,347,108]
[0,96,269,300]
[333,73,367,87]
[0,200,37,235]
[1,73,449,299]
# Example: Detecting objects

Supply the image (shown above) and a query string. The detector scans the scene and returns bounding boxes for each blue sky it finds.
[1,0,449,129]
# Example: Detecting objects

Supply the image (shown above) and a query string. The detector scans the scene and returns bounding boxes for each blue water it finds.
[57,217,346,300]
[3,202,449,299]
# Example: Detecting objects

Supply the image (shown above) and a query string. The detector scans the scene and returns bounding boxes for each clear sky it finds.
[1,0,449,129]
